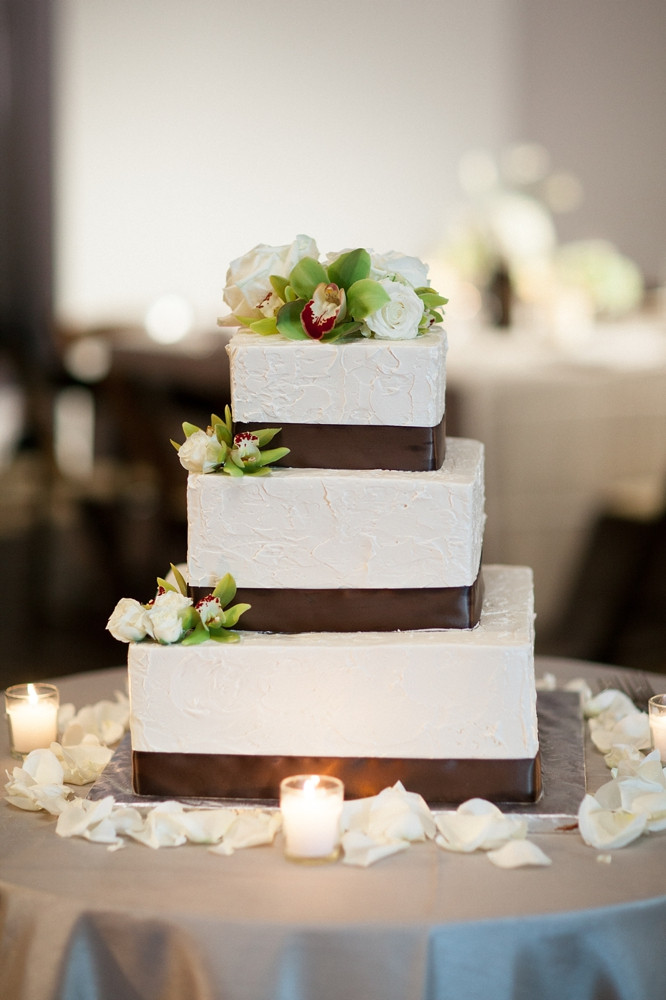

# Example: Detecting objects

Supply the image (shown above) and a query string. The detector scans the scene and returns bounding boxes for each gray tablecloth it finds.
[1,657,666,1000]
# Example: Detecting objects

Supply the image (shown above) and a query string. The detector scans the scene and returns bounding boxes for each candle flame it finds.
[303,775,321,794]
[27,683,38,705]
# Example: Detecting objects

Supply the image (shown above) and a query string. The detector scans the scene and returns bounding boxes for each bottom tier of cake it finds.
[128,565,541,804]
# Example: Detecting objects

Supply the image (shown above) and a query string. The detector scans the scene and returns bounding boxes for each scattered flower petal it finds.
[341,830,409,868]
[577,793,647,849]
[487,839,552,868]
[435,798,527,853]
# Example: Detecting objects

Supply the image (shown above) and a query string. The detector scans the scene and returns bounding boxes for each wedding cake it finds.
[108,236,540,804]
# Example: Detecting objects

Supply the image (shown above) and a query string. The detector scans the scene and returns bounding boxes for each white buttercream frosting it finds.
[128,565,537,760]
[187,436,485,590]
[226,327,447,426]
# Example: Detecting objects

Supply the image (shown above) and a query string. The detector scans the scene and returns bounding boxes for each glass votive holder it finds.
[5,683,60,759]
[280,774,344,863]
[648,695,666,759]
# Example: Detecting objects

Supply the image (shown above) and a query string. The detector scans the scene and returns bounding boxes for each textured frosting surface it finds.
[129,565,537,760]
[187,436,485,589]
[227,328,447,426]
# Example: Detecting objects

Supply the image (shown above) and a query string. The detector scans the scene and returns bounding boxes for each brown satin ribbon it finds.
[191,570,484,633]
[132,750,542,805]
[233,416,446,471]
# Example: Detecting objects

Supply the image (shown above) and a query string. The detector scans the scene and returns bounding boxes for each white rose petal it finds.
[106,597,153,643]
[370,250,430,288]
[341,829,409,868]
[585,689,636,720]
[53,741,114,785]
[55,795,117,838]
[61,692,129,747]
[223,235,318,320]
[487,839,552,868]
[176,807,237,845]
[435,798,527,853]
[178,429,225,474]
[341,781,435,843]
[577,793,647,849]
[209,811,281,854]
[631,792,666,831]
[363,278,424,340]
[147,590,192,644]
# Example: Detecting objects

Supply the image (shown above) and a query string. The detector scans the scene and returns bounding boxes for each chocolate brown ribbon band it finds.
[191,570,484,633]
[133,750,542,805]
[233,416,446,471]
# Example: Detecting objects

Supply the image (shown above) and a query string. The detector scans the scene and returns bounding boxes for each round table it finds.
[1,657,665,1000]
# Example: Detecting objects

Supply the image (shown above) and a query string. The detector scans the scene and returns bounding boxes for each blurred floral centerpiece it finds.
[441,142,643,328]
[219,235,447,342]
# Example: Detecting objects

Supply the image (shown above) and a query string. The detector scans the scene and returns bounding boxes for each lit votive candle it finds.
[648,695,666,759]
[5,683,59,758]
[280,774,344,863]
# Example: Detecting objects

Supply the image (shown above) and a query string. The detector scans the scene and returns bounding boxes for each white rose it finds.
[106,598,153,643]
[363,279,425,340]
[147,590,193,644]
[178,429,225,474]
[370,251,430,289]
[223,235,319,319]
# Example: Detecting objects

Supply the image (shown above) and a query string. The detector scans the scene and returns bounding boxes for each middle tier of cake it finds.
[187,436,485,631]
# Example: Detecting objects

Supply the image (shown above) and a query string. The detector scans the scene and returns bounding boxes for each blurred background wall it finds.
[1,0,666,683]
[53,0,666,330]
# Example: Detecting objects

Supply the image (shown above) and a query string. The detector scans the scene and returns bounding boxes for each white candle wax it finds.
[280,775,344,860]
[6,684,59,754]
[649,716,666,758]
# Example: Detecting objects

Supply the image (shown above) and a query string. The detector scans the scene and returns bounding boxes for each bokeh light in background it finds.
[144,294,195,345]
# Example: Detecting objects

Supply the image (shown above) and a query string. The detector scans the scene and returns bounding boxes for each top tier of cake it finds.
[227,327,447,427]
[227,327,447,472]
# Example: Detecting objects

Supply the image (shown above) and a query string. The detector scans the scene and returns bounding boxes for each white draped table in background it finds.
[446,318,666,634]
[1,657,666,1000]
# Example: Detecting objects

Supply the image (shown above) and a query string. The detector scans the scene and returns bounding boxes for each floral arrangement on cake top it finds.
[171,406,288,476]
[219,235,448,342]
[106,565,249,646]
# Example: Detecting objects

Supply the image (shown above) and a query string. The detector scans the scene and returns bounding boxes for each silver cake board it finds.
[88,690,585,833]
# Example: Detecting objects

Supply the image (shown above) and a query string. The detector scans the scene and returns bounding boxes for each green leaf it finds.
[222,461,244,477]
[214,423,232,448]
[208,628,241,643]
[321,320,363,342]
[219,602,251,627]
[270,274,290,301]
[181,623,210,646]
[182,606,199,631]
[288,257,328,300]
[156,577,176,593]
[182,421,200,438]
[170,562,188,596]
[253,426,281,447]
[276,300,309,340]
[170,438,181,453]
[256,446,289,468]
[249,316,278,336]
[346,278,391,321]
[213,572,237,607]
[418,290,448,309]
[327,248,371,290]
